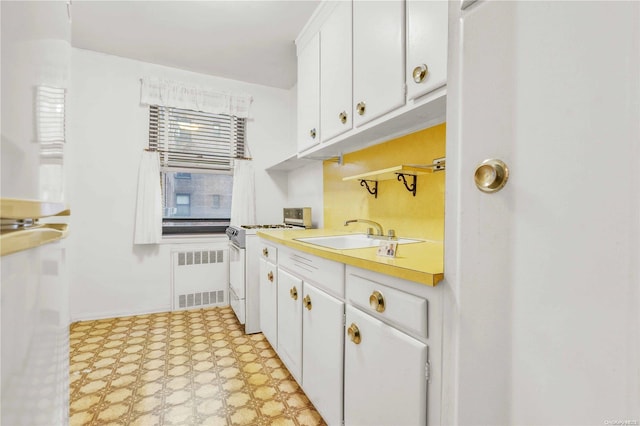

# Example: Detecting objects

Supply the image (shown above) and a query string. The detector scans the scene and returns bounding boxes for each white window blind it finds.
[36,86,66,160]
[148,105,246,172]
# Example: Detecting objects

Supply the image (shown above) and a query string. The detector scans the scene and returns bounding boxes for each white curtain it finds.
[140,77,252,118]
[230,159,256,226]
[134,151,162,244]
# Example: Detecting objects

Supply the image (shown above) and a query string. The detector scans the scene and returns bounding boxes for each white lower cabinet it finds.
[277,268,303,383]
[344,304,428,426]
[302,282,344,426]
[259,257,278,349]
[258,240,439,426]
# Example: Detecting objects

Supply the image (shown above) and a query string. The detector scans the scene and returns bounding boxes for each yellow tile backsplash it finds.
[323,123,445,241]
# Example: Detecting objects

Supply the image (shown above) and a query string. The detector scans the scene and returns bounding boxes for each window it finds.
[149,105,246,234]
[175,193,191,216]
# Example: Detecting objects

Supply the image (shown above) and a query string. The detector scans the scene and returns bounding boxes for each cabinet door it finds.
[302,282,344,426]
[277,268,303,383]
[320,1,352,142]
[344,305,427,426]
[259,258,278,349]
[353,0,405,127]
[297,33,321,153]
[406,0,448,101]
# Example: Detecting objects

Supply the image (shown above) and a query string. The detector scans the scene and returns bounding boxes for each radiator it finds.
[171,248,229,311]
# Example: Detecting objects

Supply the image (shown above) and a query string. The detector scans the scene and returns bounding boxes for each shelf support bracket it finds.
[396,173,417,196]
[359,179,378,198]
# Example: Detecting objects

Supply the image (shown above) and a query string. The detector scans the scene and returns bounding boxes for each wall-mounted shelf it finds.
[342,165,435,182]
[343,161,445,197]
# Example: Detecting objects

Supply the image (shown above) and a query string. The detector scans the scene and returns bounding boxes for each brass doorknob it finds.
[303,295,312,310]
[356,102,366,116]
[267,271,274,282]
[347,323,361,344]
[290,286,298,300]
[412,64,429,83]
[369,290,385,313]
[262,248,268,256]
[310,128,317,139]
[339,111,348,124]
[474,159,509,193]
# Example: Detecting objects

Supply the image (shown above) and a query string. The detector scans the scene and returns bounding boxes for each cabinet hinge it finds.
[425,361,431,382]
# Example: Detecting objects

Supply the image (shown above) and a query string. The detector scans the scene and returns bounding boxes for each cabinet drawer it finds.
[346,273,428,339]
[259,243,277,263]
[279,247,345,298]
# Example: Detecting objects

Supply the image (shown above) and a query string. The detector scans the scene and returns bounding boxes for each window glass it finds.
[162,172,232,234]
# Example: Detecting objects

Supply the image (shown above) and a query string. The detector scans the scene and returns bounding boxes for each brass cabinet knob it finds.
[290,286,298,300]
[267,271,274,282]
[310,128,317,139]
[369,290,385,313]
[412,64,429,83]
[347,323,361,344]
[356,102,366,116]
[303,295,312,310]
[262,248,268,257]
[474,159,509,193]
[339,111,348,124]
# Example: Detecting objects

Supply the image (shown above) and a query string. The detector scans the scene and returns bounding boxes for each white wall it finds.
[67,48,292,321]
[286,162,324,229]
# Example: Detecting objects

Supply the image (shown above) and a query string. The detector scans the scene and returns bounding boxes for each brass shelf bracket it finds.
[396,173,417,196]
[359,179,378,198]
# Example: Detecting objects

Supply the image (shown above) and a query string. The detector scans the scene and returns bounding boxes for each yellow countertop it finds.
[256,228,444,286]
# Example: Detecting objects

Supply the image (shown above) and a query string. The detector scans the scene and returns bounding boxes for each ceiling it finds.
[71,1,320,89]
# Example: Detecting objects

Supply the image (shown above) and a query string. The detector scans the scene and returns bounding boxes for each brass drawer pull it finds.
[347,323,361,344]
[267,271,274,282]
[262,248,269,256]
[369,290,385,313]
[356,102,366,116]
[310,128,317,139]
[303,295,312,310]
[290,286,298,300]
[412,64,429,83]
[339,111,348,124]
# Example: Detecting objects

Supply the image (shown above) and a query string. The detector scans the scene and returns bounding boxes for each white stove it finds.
[226,208,311,334]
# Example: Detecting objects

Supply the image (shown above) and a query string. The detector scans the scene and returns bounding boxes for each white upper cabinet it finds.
[320,1,353,143]
[352,0,406,127]
[406,0,448,101]
[297,33,321,153]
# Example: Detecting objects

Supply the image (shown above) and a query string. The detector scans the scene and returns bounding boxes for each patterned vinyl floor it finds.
[69,306,326,425]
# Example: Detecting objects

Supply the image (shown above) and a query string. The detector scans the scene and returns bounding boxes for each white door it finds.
[447,1,640,424]
[258,258,277,349]
[353,0,405,127]
[277,268,303,383]
[297,32,320,153]
[320,1,352,143]
[302,282,344,426]
[344,305,427,426]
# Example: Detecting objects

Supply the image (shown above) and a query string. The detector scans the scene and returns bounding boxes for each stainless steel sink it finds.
[294,234,422,250]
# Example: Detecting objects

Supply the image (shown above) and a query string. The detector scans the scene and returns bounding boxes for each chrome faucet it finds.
[344,219,384,236]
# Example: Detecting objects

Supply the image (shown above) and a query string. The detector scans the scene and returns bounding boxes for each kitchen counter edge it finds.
[256,229,444,286]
